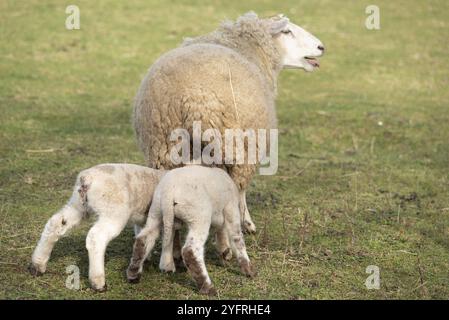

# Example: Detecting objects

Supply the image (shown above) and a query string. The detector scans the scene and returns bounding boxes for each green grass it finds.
[1,0,448,299]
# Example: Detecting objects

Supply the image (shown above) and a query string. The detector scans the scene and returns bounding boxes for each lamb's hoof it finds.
[92,284,107,293]
[127,271,141,284]
[199,284,217,296]
[159,261,176,273]
[128,277,140,284]
[160,268,176,273]
[243,220,257,234]
[241,262,257,278]
[28,263,44,277]
[221,248,233,262]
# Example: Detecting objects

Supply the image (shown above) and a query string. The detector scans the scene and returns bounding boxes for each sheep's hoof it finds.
[221,248,233,262]
[28,263,44,277]
[199,284,217,296]
[243,220,257,234]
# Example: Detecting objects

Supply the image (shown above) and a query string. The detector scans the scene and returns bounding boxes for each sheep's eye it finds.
[281,30,292,35]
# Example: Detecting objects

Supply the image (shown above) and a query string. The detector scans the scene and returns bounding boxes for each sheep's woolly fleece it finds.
[133,12,282,190]
[182,12,283,93]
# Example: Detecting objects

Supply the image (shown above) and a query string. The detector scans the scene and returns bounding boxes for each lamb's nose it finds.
[318,45,325,53]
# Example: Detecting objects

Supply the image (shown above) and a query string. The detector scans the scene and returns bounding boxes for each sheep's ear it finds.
[268,16,290,35]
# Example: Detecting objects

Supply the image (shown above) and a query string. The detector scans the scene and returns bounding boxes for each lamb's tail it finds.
[161,189,176,254]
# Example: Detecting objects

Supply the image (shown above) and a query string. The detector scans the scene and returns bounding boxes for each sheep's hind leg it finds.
[182,223,216,296]
[127,211,161,283]
[86,216,127,292]
[30,202,84,276]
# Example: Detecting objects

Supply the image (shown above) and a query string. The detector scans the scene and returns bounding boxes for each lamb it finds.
[29,163,166,291]
[132,12,325,234]
[126,165,256,296]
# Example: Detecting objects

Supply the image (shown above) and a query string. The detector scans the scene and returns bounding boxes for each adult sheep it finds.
[133,12,324,233]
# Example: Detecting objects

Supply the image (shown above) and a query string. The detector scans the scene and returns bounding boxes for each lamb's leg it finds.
[172,229,184,269]
[160,217,183,273]
[159,226,176,273]
[134,223,155,262]
[127,212,161,283]
[225,204,256,278]
[182,223,215,296]
[30,203,84,276]
[215,229,232,262]
[86,217,127,292]
[133,224,142,237]
[159,218,181,272]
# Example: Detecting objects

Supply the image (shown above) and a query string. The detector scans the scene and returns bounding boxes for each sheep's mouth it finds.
[304,57,320,68]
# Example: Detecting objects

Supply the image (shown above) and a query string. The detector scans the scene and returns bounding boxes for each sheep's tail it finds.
[161,189,175,254]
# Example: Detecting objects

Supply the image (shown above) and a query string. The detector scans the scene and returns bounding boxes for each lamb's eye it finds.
[281,30,292,35]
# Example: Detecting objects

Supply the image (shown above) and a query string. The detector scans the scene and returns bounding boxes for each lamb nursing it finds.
[127,165,255,295]
[29,11,325,295]
[133,12,324,234]
[30,164,242,293]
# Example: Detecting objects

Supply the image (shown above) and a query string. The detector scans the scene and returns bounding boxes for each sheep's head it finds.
[268,14,325,72]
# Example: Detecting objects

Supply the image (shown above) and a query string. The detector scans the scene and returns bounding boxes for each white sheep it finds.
[29,163,166,291]
[126,165,255,296]
[132,12,325,234]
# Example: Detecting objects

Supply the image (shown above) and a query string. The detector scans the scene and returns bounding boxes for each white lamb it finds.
[126,165,256,296]
[29,163,166,291]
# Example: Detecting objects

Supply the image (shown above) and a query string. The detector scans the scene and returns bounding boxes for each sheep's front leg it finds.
[30,204,84,276]
[127,212,161,283]
[240,190,256,234]
[182,223,215,296]
[227,165,257,234]
[86,217,126,292]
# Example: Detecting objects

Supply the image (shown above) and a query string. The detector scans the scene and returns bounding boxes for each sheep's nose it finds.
[317,45,325,53]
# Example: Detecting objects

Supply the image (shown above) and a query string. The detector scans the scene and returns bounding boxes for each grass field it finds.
[1,0,448,299]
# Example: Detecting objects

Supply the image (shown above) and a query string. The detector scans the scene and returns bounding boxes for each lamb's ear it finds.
[268,16,290,35]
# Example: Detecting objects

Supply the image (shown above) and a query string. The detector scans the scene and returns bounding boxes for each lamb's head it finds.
[267,14,325,72]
